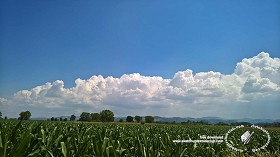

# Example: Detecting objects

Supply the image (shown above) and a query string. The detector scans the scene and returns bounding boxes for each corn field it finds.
[0,120,279,157]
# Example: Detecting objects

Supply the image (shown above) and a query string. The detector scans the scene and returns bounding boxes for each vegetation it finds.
[0,120,279,156]
[18,111,31,120]
[135,115,142,123]
[126,116,134,122]
[78,110,114,122]
[0,111,279,156]
[50,117,58,121]
[100,110,114,122]
[256,122,280,127]
[145,116,154,123]
[79,112,91,122]
[70,114,76,121]
[91,113,100,122]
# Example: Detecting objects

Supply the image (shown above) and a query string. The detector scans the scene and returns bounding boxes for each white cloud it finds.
[0,97,7,103]
[242,76,279,93]
[0,52,279,119]
[234,52,280,82]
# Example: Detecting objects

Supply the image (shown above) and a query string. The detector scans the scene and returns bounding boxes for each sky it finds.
[0,0,280,119]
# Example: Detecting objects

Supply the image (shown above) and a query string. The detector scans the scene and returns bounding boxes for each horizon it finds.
[29,115,280,121]
[1,1,280,119]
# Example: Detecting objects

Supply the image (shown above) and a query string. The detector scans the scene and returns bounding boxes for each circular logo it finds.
[224,125,270,153]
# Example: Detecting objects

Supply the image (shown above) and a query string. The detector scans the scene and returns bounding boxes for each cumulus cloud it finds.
[235,52,280,83]
[1,52,279,118]
[242,76,279,93]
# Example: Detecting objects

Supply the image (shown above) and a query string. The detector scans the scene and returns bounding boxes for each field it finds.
[0,120,279,157]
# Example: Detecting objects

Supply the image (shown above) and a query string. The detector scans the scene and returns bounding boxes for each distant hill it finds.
[31,116,71,121]
[153,116,280,124]
[31,116,280,124]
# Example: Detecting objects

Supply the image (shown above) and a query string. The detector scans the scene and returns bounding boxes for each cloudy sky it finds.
[0,0,280,119]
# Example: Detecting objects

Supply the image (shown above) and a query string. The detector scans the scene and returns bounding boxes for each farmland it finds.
[0,120,279,156]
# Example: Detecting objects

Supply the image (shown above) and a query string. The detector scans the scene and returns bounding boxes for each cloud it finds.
[0,97,7,103]
[242,76,279,93]
[234,52,280,83]
[1,52,279,119]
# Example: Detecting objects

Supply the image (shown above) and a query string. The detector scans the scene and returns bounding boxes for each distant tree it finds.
[91,113,101,122]
[135,116,142,123]
[195,121,209,125]
[0,111,2,119]
[261,122,279,127]
[79,112,91,122]
[145,116,154,123]
[5,116,7,120]
[70,114,76,121]
[60,117,63,121]
[19,111,31,120]
[63,118,67,121]
[54,118,58,121]
[126,116,134,122]
[181,120,193,125]
[51,117,55,121]
[100,110,114,122]
[231,122,251,126]
[119,119,123,122]
[216,122,228,126]
[25,111,31,120]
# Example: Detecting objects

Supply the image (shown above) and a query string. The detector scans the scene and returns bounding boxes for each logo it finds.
[241,131,254,144]
[173,124,270,153]
[224,125,270,153]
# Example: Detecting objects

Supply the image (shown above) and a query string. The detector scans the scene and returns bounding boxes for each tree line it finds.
[69,110,155,123]
[0,110,155,123]
[120,115,154,123]
[0,111,32,120]
[1,111,279,126]
[77,110,114,122]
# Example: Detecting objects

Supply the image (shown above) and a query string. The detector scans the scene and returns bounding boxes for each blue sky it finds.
[0,0,279,118]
